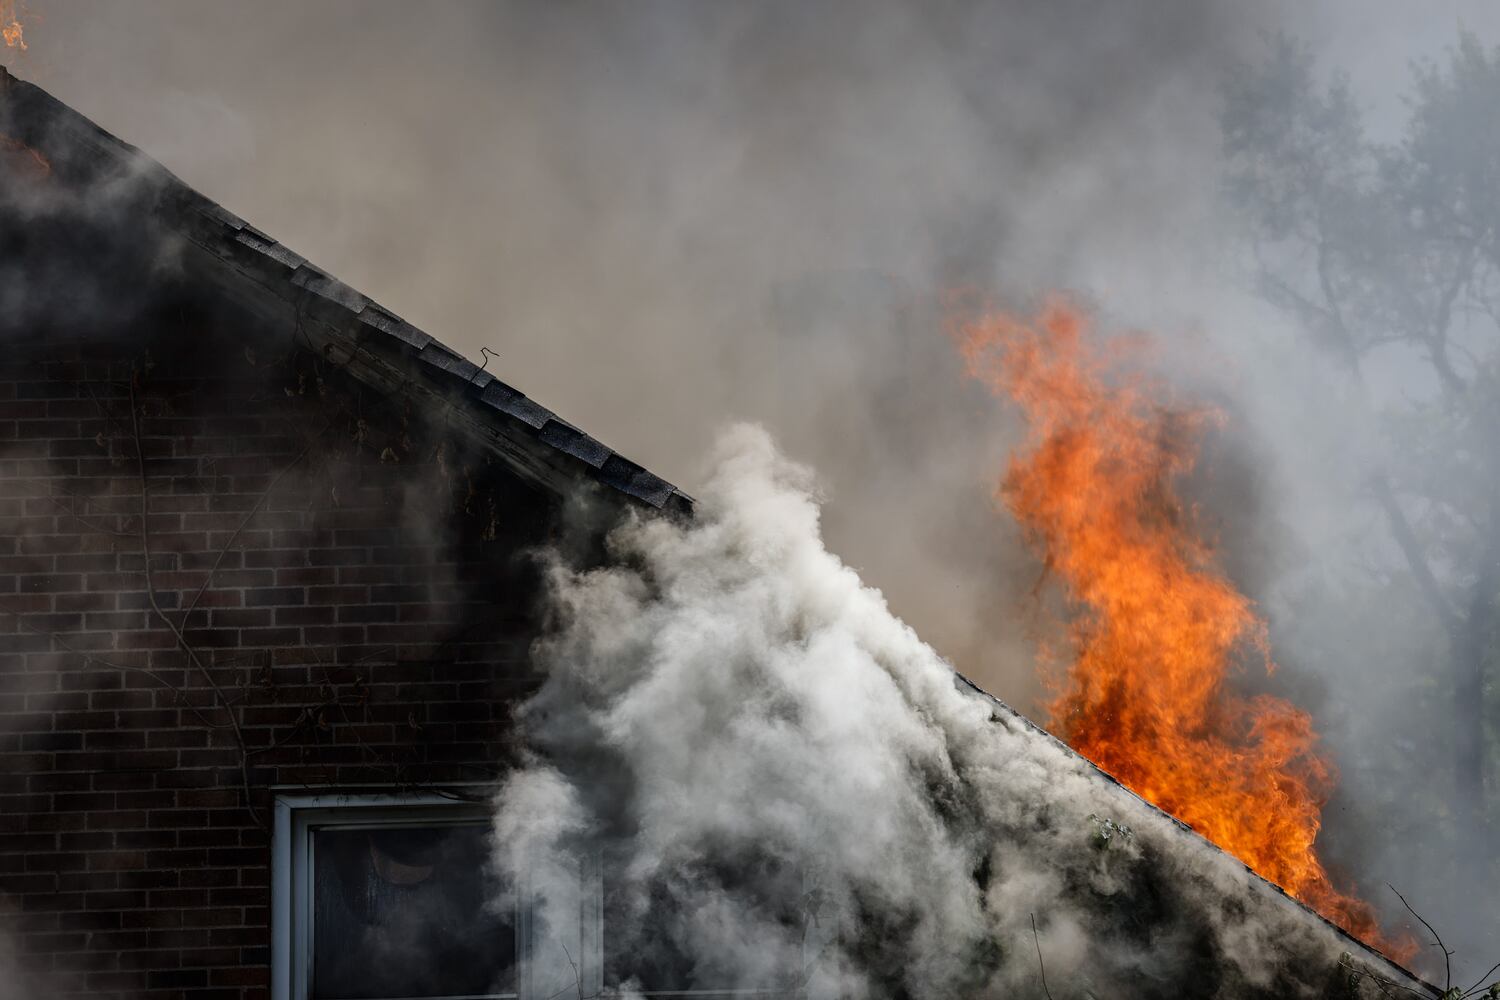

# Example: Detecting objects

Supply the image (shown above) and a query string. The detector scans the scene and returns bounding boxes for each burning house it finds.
[0,66,1441,1000]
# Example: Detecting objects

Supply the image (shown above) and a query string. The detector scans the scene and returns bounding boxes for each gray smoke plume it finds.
[491,426,1406,999]
[8,0,1500,984]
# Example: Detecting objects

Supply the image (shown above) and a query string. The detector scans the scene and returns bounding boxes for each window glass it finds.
[601,856,807,996]
[603,874,699,993]
[310,823,515,1000]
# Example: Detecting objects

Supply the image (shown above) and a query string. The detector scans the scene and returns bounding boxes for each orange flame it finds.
[0,0,24,50]
[956,296,1411,960]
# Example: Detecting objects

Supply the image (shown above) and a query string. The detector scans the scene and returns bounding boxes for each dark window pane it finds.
[311,824,515,1000]
[602,856,805,995]
[603,875,697,992]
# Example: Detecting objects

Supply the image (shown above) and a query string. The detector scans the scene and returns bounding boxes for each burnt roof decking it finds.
[0,64,692,515]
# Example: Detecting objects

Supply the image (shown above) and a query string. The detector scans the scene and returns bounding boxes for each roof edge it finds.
[0,63,694,516]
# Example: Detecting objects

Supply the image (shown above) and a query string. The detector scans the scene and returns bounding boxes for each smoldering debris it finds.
[492,425,1416,1000]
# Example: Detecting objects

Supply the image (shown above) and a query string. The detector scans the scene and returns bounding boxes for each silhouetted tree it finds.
[1223,33,1500,851]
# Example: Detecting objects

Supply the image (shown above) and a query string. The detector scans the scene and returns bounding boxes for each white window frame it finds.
[271,792,522,1000]
[271,794,822,1000]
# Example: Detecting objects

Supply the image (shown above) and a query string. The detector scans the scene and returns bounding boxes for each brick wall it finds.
[0,324,557,998]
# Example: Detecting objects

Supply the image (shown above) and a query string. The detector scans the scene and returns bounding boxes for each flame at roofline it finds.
[1,0,25,51]
[953,295,1416,963]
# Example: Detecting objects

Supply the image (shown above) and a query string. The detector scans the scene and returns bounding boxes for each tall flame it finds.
[956,297,1410,958]
[0,0,24,51]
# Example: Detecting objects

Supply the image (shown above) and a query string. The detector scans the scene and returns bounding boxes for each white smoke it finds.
[491,425,1400,999]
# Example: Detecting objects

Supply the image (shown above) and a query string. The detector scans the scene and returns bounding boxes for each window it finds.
[273,795,828,1000]
[273,794,519,1000]
[589,854,820,999]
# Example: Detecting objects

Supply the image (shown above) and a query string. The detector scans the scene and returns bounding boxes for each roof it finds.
[0,64,692,515]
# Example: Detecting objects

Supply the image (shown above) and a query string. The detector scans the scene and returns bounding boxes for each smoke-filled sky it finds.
[10,0,1490,704]
[6,0,1500,983]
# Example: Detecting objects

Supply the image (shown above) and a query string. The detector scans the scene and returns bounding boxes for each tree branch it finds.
[1031,913,1054,1000]
[130,377,263,831]
[1388,883,1452,992]
[1368,474,1461,636]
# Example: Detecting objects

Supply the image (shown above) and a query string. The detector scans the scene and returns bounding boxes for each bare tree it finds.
[1222,34,1500,847]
